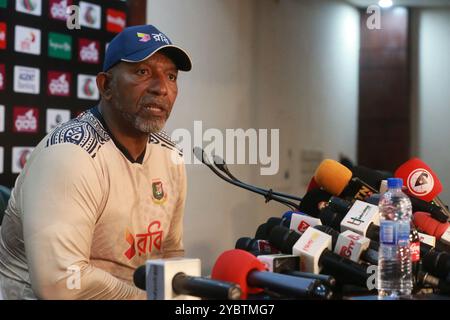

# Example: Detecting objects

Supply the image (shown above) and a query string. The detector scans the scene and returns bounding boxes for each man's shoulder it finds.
[46,109,111,158]
[149,130,183,158]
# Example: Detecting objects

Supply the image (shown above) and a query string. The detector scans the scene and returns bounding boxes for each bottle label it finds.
[380,221,396,245]
[380,221,410,245]
[397,222,410,246]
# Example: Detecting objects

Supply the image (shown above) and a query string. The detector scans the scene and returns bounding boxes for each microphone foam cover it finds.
[265,217,283,236]
[413,211,450,240]
[211,249,266,299]
[268,225,300,254]
[319,207,342,231]
[395,158,442,202]
[235,237,252,250]
[298,189,332,218]
[282,211,295,221]
[255,223,268,240]
[351,166,391,191]
[365,194,381,206]
[314,159,352,196]
[133,265,146,291]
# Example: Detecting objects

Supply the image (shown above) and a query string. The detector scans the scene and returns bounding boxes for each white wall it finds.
[252,0,360,191]
[412,9,450,203]
[147,0,360,274]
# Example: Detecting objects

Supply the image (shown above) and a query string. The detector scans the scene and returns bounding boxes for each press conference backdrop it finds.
[0,0,128,188]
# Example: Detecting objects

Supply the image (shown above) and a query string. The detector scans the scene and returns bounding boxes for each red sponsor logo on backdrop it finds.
[78,38,100,64]
[12,147,35,174]
[49,0,72,20]
[47,71,71,96]
[106,8,126,33]
[13,106,39,133]
[0,22,6,49]
[0,64,5,91]
[19,150,30,168]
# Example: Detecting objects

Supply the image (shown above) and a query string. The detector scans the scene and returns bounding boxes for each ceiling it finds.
[345,0,450,7]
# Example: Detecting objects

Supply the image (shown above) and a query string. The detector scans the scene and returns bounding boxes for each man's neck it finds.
[98,101,149,162]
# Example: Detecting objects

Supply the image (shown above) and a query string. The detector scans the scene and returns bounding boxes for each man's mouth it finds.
[141,104,168,118]
[144,105,164,112]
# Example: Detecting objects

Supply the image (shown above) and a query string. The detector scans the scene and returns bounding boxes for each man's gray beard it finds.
[111,100,166,133]
[122,111,166,134]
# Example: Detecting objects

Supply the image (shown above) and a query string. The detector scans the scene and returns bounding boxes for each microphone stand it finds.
[193,147,301,211]
[212,155,303,202]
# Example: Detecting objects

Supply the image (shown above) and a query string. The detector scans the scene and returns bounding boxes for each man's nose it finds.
[147,72,168,96]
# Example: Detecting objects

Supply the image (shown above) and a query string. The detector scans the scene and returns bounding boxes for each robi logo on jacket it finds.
[124,221,164,260]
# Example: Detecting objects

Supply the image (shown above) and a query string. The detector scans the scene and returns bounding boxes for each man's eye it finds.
[137,69,149,75]
[168,73,177,81]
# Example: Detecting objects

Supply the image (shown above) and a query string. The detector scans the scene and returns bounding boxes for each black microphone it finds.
[134,264,146,290]
[320,198,448,280]
[255,223,269,240]
[319,197,381,242]
[254,217,290,240]
[257,253,337,288]
[171,273,242,300]
[212,155,240,181]
[353,165,448,223]
[297,188,333,218]
[266,217,291,236]
[268,225,372,287]
[235,237,280,255]
[314,159,377,202]
[212,154,303,202]
[211,249,331,299]
[366,193,449,223]
[364,194,381,206]
[350,165,392,193]
[314,225,379,265]
[133,260,242,300]
[417,270,450,294]
[420,244,450,279]
[321,199,450,279]
[193,147,300,210]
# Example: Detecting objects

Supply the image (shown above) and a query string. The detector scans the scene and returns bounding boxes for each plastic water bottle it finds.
[378,178,413,299]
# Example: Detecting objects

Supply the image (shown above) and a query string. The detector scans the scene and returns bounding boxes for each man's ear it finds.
[96,72,113,100]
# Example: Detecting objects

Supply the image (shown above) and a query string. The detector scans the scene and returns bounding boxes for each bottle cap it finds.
[387,177,403,189]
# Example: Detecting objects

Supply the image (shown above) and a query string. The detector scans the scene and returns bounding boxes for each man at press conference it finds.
[0,24,192,300]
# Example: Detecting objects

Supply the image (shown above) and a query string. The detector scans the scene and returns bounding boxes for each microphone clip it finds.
[264,189,274,204]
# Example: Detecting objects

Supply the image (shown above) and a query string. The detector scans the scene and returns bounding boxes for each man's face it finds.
[107,52,179,133]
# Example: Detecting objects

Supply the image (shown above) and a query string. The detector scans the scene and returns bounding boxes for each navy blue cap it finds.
[103,24,192,72]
